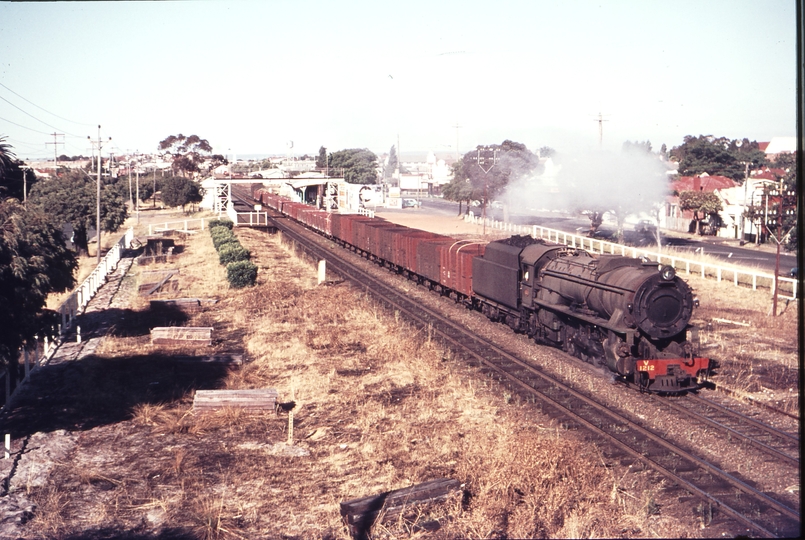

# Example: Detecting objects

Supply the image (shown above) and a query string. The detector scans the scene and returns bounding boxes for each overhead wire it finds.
[0,94,84,138]
[0,115,53,136]
[0,82,94,127]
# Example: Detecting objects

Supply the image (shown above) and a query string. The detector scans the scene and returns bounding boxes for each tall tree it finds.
[441,163,476,215]
[0,136,37,201]
[158,134,213,177]
[328,148,379,184]
[316,146,328,170]
[0,198,77,383]
[458,140,541,207]
[538,146,555,158]
[622,140,652,153]
[384,145,398,179]
[28,169,128,255]
[670,135,766,181]
[161,176,203,211]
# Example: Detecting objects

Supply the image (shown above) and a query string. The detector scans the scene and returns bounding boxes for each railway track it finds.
[230,190,800,537]
[655,392,800,468]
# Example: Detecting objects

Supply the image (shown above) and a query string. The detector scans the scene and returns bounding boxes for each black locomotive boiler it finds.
[472,236,709,393]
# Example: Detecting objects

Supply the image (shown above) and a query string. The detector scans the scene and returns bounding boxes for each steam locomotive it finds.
[472,236,709,392]
[254,190,710,393]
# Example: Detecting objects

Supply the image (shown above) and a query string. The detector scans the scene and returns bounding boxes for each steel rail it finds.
[263,212,799,537]
[687,393,800,443]
[652,394,799,467]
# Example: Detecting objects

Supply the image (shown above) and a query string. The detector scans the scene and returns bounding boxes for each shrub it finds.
[218,243,251,265]
[211,228,236,250]
[227,260,258,288]
[207,218,234,231]
[210,225,232,239]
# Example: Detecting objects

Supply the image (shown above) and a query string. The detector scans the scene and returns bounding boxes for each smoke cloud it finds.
[499,147,669,226]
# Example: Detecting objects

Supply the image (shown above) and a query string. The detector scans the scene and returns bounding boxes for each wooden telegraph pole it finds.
[88,126,111,265]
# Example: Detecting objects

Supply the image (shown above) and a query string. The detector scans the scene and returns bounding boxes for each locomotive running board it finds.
[531,298,633,336]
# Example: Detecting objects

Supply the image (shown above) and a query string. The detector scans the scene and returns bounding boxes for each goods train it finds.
[254,189,711,393]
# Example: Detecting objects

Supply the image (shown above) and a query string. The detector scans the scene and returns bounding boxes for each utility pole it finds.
[87,125,111,265]
[127,149,133,207]
[593,112,609,149]
[134,152,140,225]
[45,132,64,176]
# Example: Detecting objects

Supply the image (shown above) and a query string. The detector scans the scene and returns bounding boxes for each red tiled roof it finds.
[670,175,738,193]
[757,141,770,152]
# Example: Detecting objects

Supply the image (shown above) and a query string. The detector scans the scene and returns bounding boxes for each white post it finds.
[318,260,326,285]
[76,326,81,344]
[4,434,9,459]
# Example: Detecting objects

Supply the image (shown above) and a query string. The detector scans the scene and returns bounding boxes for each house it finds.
[662,174,739,235]
[763,137,796,161]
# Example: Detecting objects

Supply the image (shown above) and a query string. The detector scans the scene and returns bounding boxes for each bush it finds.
[218,243,251,265]
[227,260,258,288]
[211,228,236,250]
[208,218,234,231]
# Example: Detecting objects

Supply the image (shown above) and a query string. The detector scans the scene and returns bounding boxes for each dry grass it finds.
[15,221,742,538]
[683,266,799,414]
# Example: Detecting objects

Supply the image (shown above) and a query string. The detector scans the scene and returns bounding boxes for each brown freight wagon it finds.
[416,236,460,285]
[355,219,399,257]
[332,214,379,249]
[392,230,441,273]
[378,225,412,264]
[440,241,486,297]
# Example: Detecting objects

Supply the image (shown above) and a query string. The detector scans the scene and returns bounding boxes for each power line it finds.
[0,115,53,135]
[0,94,82,137]
[0,82,93,127]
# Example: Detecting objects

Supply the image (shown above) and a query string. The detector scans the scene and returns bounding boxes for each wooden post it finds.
[287,388,295,445]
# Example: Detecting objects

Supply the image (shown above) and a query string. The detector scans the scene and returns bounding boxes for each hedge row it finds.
[208,220,257,288]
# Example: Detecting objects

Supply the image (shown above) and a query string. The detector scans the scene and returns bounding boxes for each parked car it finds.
[402,198,420,208]
[789,267,798,278]
[635,220,657,235]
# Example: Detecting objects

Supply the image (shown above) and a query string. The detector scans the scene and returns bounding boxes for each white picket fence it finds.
[465,215,798,300]
[148,217,209,235]
[1,227,134,409]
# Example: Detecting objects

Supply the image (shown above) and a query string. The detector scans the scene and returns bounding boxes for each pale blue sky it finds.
[0,0,797,160]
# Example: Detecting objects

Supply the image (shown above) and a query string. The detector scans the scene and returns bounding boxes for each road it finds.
[398,198,797,276]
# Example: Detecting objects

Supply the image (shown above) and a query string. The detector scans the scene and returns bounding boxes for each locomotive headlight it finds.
[659,265,676,281]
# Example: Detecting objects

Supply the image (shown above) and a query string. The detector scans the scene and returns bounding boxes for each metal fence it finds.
[464,215,798,300]
[1,227,134,409]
